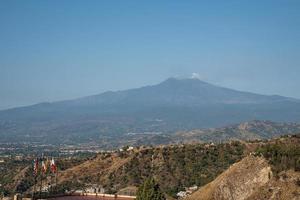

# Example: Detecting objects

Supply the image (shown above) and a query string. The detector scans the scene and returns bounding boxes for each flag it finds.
[50,158,57,173]
[33,158,39,176]
[41,160,46,174]
[45,157,50,172]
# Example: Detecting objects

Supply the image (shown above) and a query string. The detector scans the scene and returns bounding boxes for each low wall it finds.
[81,193,136,199]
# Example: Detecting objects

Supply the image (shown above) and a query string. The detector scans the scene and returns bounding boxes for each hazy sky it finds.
[0,0,300,110]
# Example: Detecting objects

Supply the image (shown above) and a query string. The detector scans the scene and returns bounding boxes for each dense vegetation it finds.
[59,142,245,198]
[256,135,300,175]
[0,159,32,195]
[136,178,165,200]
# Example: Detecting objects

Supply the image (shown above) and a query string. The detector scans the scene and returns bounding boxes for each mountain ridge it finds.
[1,77,299,112]
[42,78,300,106]
[1,78,300,144]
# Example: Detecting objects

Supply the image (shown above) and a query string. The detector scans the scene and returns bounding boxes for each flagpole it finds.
[46,157,49,199]
[55,169,58,193]
[40,156,44,200]
[50,157,56,195]
[51,173,54,195]
[32,176,36,200]
[40,172,43,200]
[32,158,38,200]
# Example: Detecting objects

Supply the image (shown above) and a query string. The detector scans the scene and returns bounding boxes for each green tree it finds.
[136,178,166,200]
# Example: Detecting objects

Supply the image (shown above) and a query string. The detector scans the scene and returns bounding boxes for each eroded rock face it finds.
[213,156,271,200]
[187,155,272,200]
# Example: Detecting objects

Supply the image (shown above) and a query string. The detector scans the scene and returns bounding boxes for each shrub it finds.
[136,178,165,200]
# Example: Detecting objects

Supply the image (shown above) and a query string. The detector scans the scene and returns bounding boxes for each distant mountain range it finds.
[113,120,300,148]
[1,77,300,144]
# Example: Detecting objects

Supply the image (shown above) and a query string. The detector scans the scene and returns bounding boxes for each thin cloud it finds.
[191,73,201,79]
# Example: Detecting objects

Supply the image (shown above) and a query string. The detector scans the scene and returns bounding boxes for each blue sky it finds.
[0,0,300,110]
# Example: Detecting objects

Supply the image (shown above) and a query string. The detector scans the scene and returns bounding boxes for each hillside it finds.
[171,120,300,143]
[187,135,300,200]
[34,142,246,198]
[113,120,300,148]
[1,78,300,144]
[29,135,300,198]
[186,155,272,200]
[187,156,300,200]
[2,135,299,199]
[247,170,300,200]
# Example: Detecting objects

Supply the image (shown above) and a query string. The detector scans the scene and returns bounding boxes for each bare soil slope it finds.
[247,170,300,200]
[186,155,272,200]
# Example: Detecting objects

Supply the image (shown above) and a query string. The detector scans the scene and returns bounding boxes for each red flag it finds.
[41,160,46,174]
[50,158,57,173]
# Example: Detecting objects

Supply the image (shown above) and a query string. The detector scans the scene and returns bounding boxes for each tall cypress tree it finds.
[136,177,166,200]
